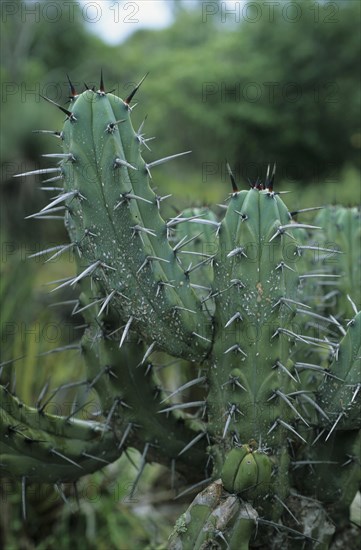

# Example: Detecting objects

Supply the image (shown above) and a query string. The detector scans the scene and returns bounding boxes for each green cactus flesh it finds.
[2,77,360,548]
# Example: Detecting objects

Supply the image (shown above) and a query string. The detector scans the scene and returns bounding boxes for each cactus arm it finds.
[209,190,302,464]
[314,206,361,316]
[317,311,361,430]
[168,480,257,550]
[59,90,212,362]
[0,386,120,483]
[72,279,208,482]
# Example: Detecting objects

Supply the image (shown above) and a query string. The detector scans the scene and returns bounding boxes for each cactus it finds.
[2,74,360,548]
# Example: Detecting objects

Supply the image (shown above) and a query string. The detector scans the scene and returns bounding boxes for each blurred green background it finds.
[0,1,360,548]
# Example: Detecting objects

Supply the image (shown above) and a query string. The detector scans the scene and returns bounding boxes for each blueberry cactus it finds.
[2,74,360,548]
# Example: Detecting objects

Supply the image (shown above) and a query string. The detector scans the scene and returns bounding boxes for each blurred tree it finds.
[120,0,360,185]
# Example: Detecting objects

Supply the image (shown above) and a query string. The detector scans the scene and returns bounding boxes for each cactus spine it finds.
[2,74,360,548]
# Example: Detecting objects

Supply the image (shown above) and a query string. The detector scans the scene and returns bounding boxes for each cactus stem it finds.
[14,167,61,178]
[124,72,149,105]
[50,448,83,469]
[119,316,134,348]
[39,94,76,121]
[158,401,205,414]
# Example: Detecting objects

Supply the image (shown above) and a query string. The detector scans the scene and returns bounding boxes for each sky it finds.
[79,1,241,44]
[78,0,174,44]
